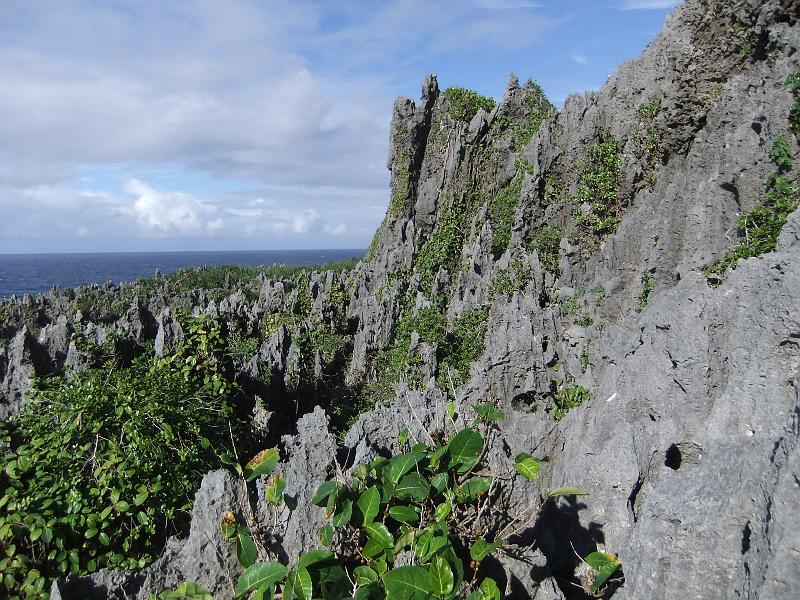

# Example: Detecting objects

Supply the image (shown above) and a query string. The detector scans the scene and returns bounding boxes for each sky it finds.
[0,0,681,254]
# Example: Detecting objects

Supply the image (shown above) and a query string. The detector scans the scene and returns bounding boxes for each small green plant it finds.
[527,225,561,274]
[551,385,590,421]
[585,551,623,594]
[391,160,411,216]
[572,137,623,236]
[638,273,653,310]
[498,81,556,147]
[416,202,467,289]
[542,172,563,205]
[784,74,800,136]
[443,87,496,123]
[488,175,523,258]
[769,134,793,172]
[638,100,660,119]
[189,403,592,600]
[704,132,798,283]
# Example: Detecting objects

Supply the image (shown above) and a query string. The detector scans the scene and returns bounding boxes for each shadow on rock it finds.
[511,495,622,599]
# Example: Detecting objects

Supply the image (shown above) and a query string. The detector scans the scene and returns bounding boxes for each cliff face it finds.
[4,0,800,598]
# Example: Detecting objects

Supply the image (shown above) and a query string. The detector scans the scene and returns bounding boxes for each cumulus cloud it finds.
[126,179,219,236]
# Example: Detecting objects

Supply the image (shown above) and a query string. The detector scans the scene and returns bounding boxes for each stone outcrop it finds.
[3,0,800,598]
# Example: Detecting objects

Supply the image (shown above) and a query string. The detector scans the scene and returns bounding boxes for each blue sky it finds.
[0,0,680,253]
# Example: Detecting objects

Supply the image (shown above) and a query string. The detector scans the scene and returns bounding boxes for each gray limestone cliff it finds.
[3,0,800,598]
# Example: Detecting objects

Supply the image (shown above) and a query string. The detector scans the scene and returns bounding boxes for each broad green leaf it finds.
[428,444,448,471]
[479,577,501,600]
[446,402,456,421]
[396,473,430,502]
[447,429,483,473]
[160,581,214,600]
[293,566,313,600]
[398,428,409,447]
[383,566,434,600]
[220,511,237,540]
[470,539,502,562]
[235,562,288,598]
[236,526,258,568]
[317,565,350,598]
[319,524,334,547]
[418,535,449,561]
[354,565,379,586]
[364,522,394,549]
[429,556,454,598]
[98,532,111,547]
[245,448,280,482]
[455,476,493,502]
[547,486,589,498]
[297,550,335,570]
[134,489,149,506]
[362,538,385,558]
[430,472,448,494]
[265,475,286,507]
[585,551,622,593]
[394,528,417,553]
[355,583,380,600]
[357,486,381,525]
[332,499,353,528]
[312,480,340,506]
[434,501,452,523]
[386,451,425,484]
[388,505,420,523]
[473,402,505,423]
[513,454,541,481]
[251,584,274,600]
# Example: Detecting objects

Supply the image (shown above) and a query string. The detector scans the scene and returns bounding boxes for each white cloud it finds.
[619,0,680,10]
[125,179,219,236]
[324,223,347,235]
[570,52,588,65]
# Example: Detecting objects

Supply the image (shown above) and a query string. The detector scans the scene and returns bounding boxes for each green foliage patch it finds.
[443,87,496,123]
[161,404,606,600]
[571,137,623,237]
[0,316,242,599]
[489,174,523,258]
[705,135,798,282]
[526,225,561,274]
[551,385,590,421]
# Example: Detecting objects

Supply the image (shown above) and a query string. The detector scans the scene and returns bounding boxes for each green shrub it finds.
[438,307,490,388]
[497,82,556,147]
[489,175,523,258]
[169,403,606,600]
[0,316,242,599]
[784,74,800,136]
[638,100,661,119]
[551,385,590,421]
[527,225,561,274]
[705,136,798,282]
[638,273,653,310]
[572,138,623,236]
[769,134,793,172]
[416,204,466,289]
[443,87,496,123]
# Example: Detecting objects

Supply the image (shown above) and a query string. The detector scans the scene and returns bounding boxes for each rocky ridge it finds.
[2,0,800,598]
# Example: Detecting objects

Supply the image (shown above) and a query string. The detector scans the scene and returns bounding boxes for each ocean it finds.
[0,249,364,298]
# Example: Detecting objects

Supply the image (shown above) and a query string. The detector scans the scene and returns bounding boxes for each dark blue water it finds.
[0,249,364,298]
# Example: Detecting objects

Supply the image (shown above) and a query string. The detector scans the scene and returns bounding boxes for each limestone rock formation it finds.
[2,0,800,598]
